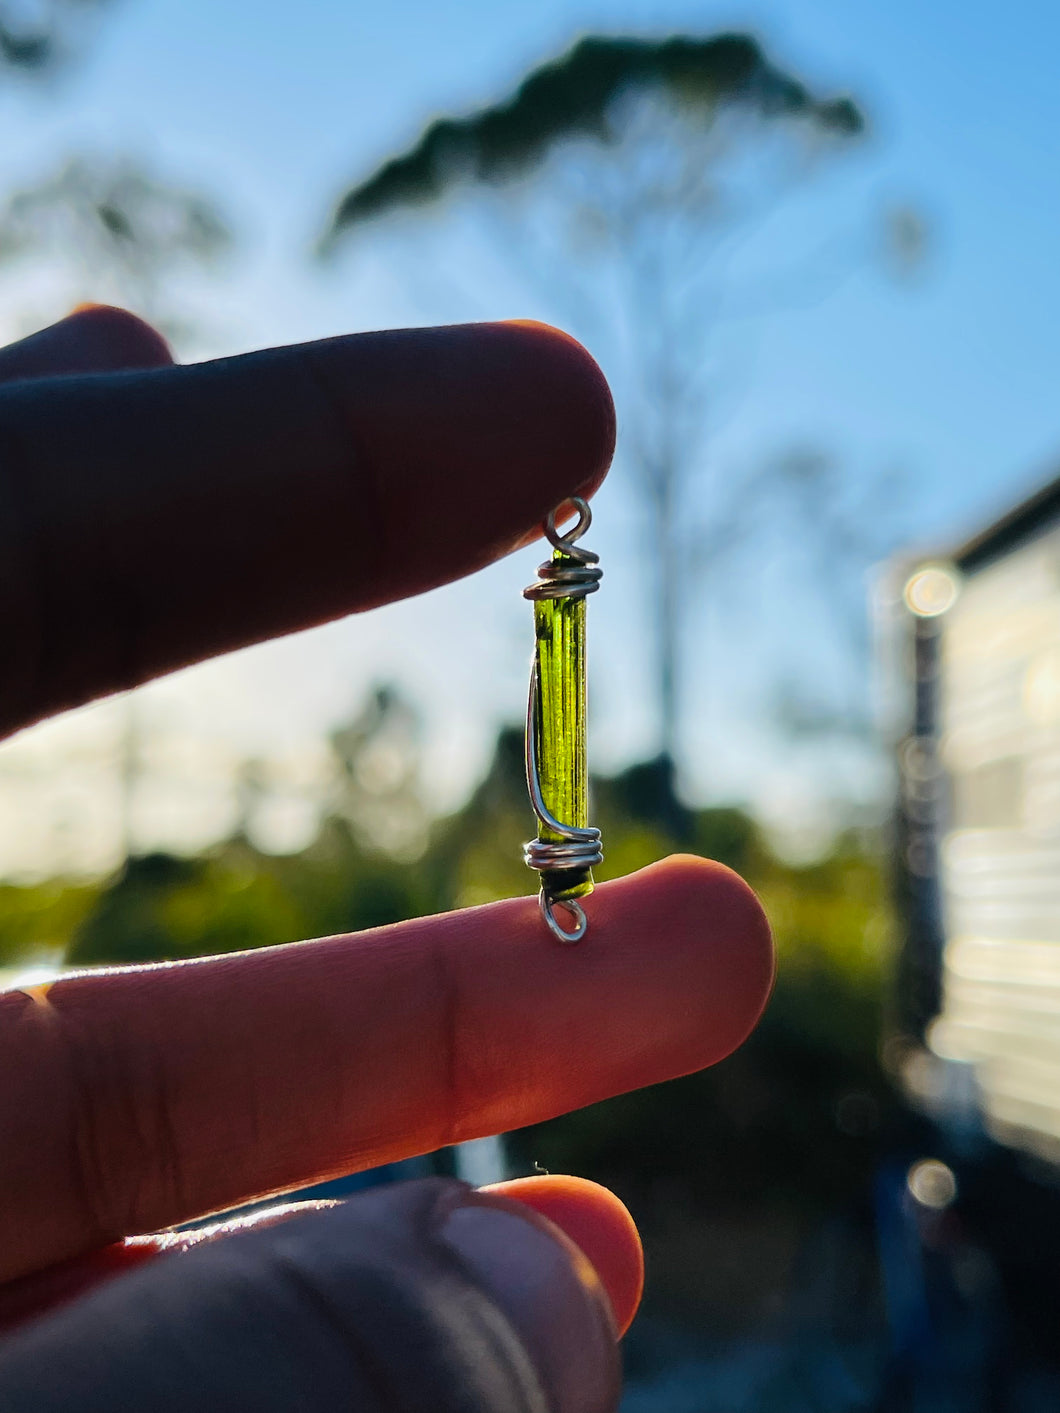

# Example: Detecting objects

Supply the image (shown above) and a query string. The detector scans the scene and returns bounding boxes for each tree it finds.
[321,34,880,776]
[327,685,428,861]
[0,0,114,77]
[0,3,239,873]
[0,154,231,343]
[0,5,232,341]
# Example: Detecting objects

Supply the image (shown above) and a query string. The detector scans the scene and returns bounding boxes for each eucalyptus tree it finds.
[321,34,872,771]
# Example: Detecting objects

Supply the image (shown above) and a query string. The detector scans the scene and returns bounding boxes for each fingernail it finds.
[441,1198,620,1412]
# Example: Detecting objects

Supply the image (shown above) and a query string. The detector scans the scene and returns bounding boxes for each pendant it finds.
[523,497,604,943]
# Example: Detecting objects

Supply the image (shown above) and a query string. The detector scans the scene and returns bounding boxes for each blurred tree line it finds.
[0,0,231,346]
[0,687,896,1332]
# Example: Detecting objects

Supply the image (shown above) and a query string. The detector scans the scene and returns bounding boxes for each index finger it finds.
[0,321,614,738]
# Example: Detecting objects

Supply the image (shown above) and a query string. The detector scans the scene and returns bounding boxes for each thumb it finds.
[0,1179,621,1413]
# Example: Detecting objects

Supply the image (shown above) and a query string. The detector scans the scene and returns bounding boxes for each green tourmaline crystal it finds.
[532,548,593,901]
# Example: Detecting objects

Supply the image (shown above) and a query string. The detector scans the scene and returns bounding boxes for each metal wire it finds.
[522,499,602,604]
[522,497,603,944]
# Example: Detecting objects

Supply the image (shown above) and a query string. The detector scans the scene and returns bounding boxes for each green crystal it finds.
[532,549,593,901]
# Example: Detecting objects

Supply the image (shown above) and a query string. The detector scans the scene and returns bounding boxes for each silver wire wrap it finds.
[522,498,603,944]
[521,498,603,604]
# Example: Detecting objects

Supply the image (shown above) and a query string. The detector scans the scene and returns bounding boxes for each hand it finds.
[0,308,773,1411]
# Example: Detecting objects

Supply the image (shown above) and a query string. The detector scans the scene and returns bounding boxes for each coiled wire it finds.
[522,499,603,604]
[522,498,603,943]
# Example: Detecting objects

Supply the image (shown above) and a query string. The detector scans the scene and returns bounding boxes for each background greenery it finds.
[0,693,897,1345]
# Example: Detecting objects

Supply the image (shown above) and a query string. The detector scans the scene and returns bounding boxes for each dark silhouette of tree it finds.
[0,0,114,77]
[321,36,860,232]
[321,34,877,772]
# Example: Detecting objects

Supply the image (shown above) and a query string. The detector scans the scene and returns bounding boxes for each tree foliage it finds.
[0,0,113,77]
[0,155,231,340]
[320,34,879,778]
[0,4,230,347]
[322,34,861,244]
[0,696,895,1334]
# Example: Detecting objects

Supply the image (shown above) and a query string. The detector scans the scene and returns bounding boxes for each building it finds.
[889,472,1060,1164]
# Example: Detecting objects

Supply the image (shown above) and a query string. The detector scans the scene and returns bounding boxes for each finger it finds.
[0,305,173,383]
[0,1202,337,1336]
[0,1179,621,1413]
[0,320,614,737]
[0,1177,643,1340]
[0,854,773,1281]
[486,1176,643,1336]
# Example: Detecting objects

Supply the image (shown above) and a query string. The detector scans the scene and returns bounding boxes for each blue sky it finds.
[0,0,1058,870]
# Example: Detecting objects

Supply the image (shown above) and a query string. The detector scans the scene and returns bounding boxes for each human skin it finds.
[0,308,774,1412]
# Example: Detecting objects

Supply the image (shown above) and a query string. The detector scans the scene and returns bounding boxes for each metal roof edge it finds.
[951,466,1060,573]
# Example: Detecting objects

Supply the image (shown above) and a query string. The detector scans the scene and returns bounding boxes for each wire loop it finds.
[522,499,602,604]
[540,894,588,945]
